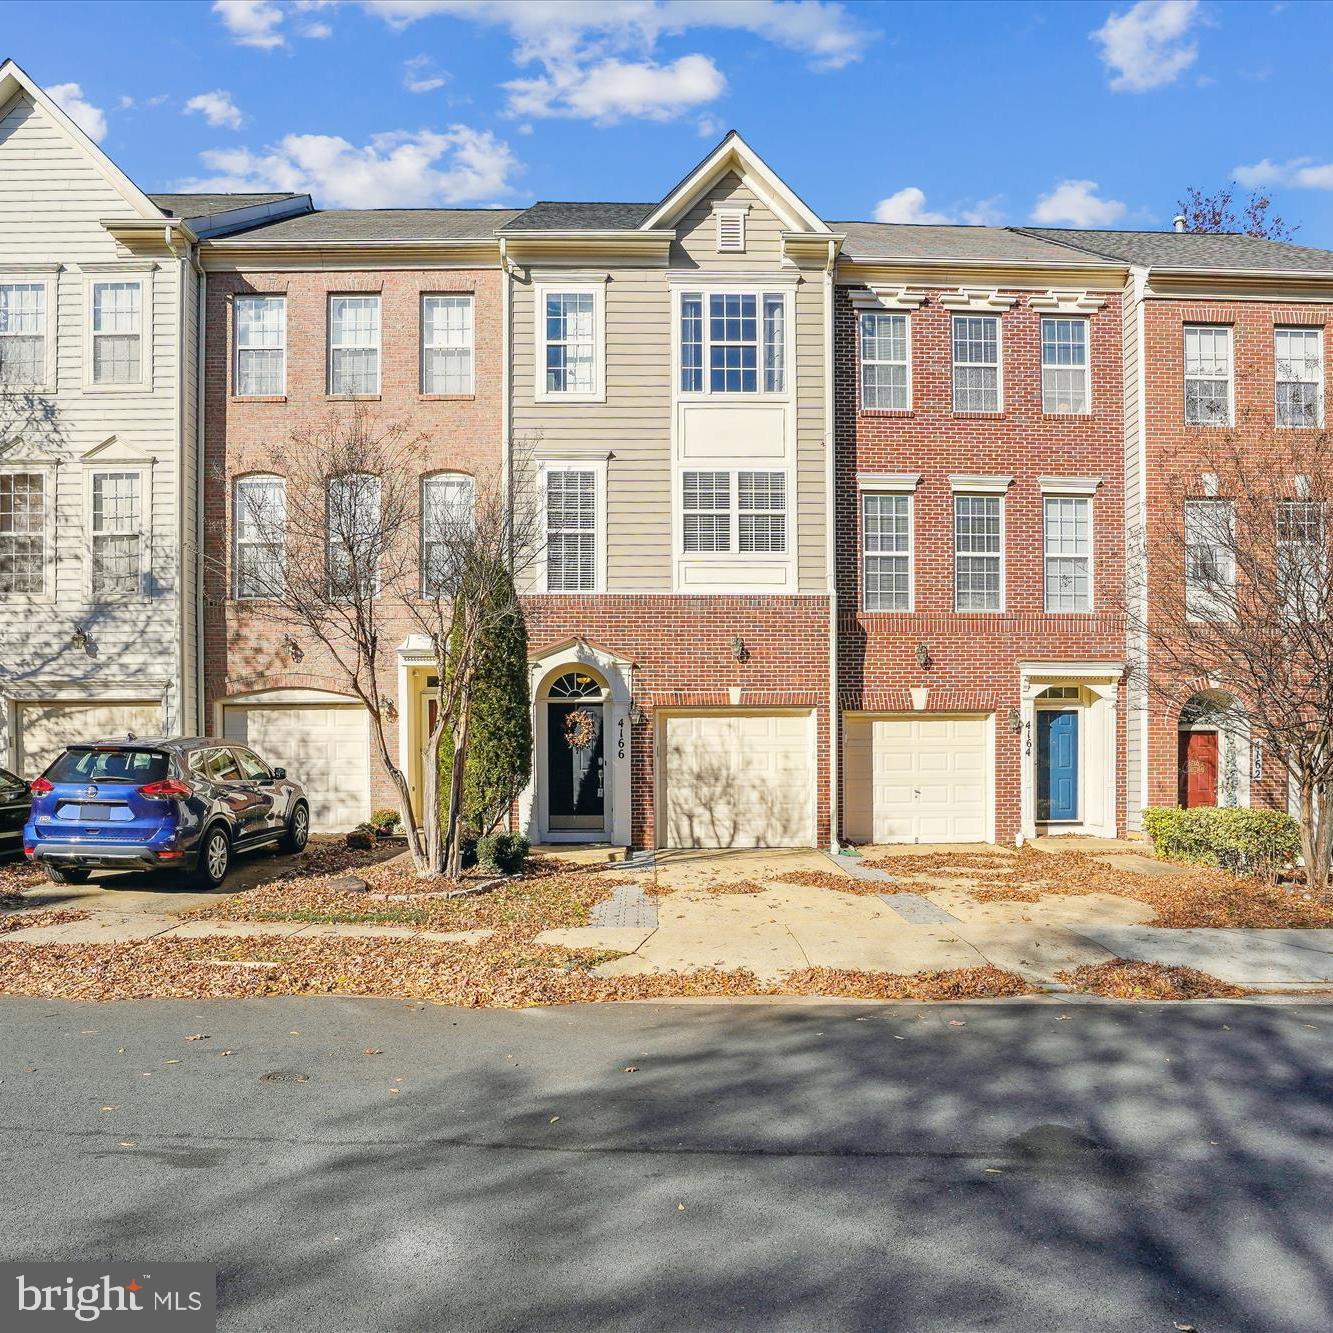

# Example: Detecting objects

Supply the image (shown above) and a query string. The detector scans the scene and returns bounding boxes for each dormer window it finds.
[715,207,747,254]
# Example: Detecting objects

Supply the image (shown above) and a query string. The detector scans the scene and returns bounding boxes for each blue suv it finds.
[24,736,310,889]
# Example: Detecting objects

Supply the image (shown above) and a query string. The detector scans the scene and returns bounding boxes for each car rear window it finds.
[45,748,170,784]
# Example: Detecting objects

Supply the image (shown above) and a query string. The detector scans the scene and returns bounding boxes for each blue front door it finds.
[1037,709,1079,822]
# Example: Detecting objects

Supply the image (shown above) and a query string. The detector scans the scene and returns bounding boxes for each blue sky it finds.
[4,0,1333,242]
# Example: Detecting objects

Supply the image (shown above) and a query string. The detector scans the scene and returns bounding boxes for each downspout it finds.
[1133,264,1149,827]
[164,225,189,734]
[193,246,207,736]
[824,237,839,852]
[499,236,513,555]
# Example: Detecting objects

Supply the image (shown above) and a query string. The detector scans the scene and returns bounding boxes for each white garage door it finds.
[661,711,814,848]
[222,703,370,831]
[18,701,162,778]
[844,715,991,844]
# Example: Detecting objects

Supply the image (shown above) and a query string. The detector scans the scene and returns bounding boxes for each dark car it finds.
[23,736,310,889]
[0,766,32,860]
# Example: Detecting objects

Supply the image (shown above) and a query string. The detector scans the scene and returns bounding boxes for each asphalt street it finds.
[1,995,1330,1331]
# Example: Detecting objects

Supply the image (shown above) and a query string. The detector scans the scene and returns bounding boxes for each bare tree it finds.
[1176,185,1297,241]
[229,407,541,878]
[1127,426,1333,888]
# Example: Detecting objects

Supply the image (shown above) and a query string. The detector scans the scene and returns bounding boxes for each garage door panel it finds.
[18,702,162,778]
[223,702,369,831]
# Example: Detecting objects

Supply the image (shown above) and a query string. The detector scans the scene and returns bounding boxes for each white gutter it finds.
[824,237,840,852]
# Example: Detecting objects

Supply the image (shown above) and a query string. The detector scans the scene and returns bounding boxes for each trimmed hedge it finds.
[476,831,530,876]
[1142,806,1301,878]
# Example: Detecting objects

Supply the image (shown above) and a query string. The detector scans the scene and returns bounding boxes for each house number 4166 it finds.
[617,717,626,760]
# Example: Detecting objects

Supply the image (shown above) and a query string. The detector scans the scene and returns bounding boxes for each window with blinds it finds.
[545,469,596,591]
[90,472,142,596]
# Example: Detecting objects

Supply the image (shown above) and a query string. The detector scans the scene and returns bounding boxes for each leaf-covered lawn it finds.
[1057,960,1250,1000]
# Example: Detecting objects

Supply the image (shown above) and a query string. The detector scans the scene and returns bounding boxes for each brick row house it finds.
[8,58,1333,851]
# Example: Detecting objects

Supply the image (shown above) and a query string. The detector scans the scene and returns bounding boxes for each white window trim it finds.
[82,270,153,393]
[861,488,914,613]
[1040,315,1092,416]
[421,293,475,397]
[233,473,286,601]
[1274,325,1325,429]
[671,284,794,401]
[83,462,153,602]
[951,312,1004,414]
[327,293,382,398]
[232,293,287,399]
[0,460,56,604]
[1042,493,1094,614]
[953,491,1006,614]
[1183,323,1234,428]
[859,309,912,412]
[678,467,791,559]
[0,271,58,392]
[536,457,607,593]
[419,470,475,596]
[534,280,606,404]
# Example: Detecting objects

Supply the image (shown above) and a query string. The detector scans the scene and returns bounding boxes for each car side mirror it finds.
[271,766,287,779]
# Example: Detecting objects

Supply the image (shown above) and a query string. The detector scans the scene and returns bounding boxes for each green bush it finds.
[369,807,399,834]
[475,831,530,875]
[1142,806,1302,878]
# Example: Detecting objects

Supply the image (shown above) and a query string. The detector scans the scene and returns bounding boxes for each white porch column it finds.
[1085,679,1119,838]
[1019,672,1041,841]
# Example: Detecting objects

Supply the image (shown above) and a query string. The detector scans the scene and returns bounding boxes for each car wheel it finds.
[193,825,231,889]
[279,801,310,854]
[44,864,90,885]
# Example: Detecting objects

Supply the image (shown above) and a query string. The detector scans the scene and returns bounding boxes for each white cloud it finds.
[213,0,286,48]
[1235,156,1333,190]
[184,89,245,130]
[1030,179,1127,227]
[506,53,724,123]
[404,56,448,94]
[873,187,956,225]
[303,21,332,38]
[179,125,521,208]
[1092,0,1200,92]
[960,196,1006,227]
[47,82,107,142]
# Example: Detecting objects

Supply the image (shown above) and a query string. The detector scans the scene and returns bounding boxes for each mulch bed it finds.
[0,908,90,935]
[1057,960,1250,1000]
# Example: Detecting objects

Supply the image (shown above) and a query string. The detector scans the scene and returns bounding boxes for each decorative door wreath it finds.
[562,707,598,751]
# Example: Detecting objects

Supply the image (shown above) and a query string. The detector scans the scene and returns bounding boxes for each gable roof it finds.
[0,58,162,220]
[1020,227,1333,274]
[836,222,1107,266]
[207,207,522,244]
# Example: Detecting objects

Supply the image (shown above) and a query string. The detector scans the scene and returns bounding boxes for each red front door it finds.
[1178,731,1219,807]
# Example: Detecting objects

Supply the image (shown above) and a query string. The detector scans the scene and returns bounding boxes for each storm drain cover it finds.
[259,1071,309,1084]
[589,884,658,930]
[878,892,959,925]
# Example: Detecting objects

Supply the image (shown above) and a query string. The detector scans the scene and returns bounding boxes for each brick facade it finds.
[835,286,1127,841]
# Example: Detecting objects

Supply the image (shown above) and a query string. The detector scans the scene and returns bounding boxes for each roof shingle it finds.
[1021,227,1333,273]
[499,201,657,232]
[834,222,1107,265]
[209,208,523,243]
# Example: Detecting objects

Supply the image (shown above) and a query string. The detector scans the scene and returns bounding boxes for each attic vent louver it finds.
[716,209,746,253]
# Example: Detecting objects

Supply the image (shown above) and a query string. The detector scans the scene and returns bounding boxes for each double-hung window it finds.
[234,295,286,397]
[234,475,286,600]
[422,295,473,395]
[328,295,380,396]
[683,471,730,553]
[1275,327,1323,428]
[0,282,47,387]
[326,473,381,599]
[90,280,143,386]
[682,470,786,555]
[1043,496,1091,612]
[1184,325,1232,425]
[1276,498,1326,620]
[952,315,1000,412]
[860,313,909,410]
[1041,318,1089,414]
[679,290,787,394]
[90,472,142,596]
[0,471,46,596]
[954,494,1003,611]
[738,472,786,553]
[542,291,598,397]
[421,472,474,596]
[863,493,911,611]
[544,467,598,592]
[1184,498,1236,620]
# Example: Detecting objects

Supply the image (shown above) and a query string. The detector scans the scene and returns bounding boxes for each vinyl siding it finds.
[0,90,190,758]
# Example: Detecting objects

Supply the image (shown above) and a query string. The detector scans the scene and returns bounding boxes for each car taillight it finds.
[138,778,192,799]
[29,777,53,795]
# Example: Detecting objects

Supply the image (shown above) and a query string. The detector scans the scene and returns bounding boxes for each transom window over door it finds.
[0,472,46,595]
[1043,496,1091,612]
[1184,325,1232,425]
[328,295,380,396]
[1275,327,1323,428]
[234,474,286,600]
[422,295,474,395]
[679,290,786,393]
[863,492,911,611]
[952,315,1000,412]
[90,281,142,386]
[90,472,142,596]
[0,283,47,387]
[860,313,909,410]
[1041,318,1089,414]
[234,295,285,396]
[954,494,1003,611]
[545,468,597,591]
